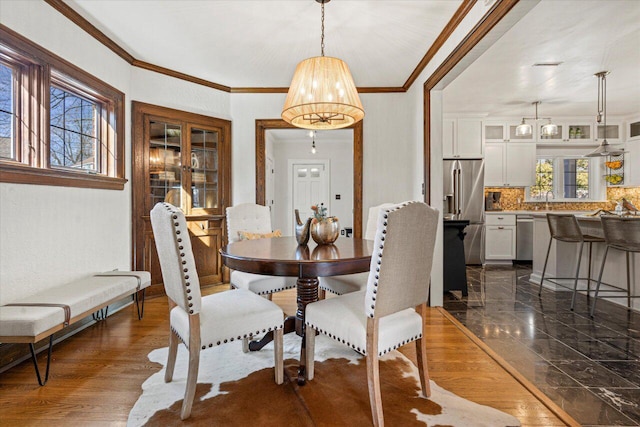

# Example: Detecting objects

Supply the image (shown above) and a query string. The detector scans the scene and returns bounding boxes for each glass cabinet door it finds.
[189,126,219,211]
[148,121,182,210]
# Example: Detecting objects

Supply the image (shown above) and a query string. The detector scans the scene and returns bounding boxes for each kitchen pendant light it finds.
[282,0,364,130]
[516,101,558,137]
[586,71,624,157]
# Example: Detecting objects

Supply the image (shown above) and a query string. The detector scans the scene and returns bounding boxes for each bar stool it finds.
[590,216,640,317]
[538,214,605,310]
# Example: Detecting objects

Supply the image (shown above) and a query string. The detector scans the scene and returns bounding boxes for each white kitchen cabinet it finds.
[595,122,624,144]
[484,121,535,143]
[485,214,516,261]
[537,121,593,144]
[484,142,536,187]
[443,118,483,158]
[624,140,640,186]
[627,117,640,142]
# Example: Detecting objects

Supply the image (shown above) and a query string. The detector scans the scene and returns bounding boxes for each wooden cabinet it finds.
[485,214,516,262]
[484,121,535,143]
[484,142,536,187]
[132,102,231,296]
[443,118,483,158]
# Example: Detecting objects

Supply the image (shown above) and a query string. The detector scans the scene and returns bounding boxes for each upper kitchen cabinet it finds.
[132,102,231,297]
[485,142,536,187]
[483,121,535,143]
[595,121,625,144]
[624,140,640,187]
[627,117,640,142]
[537,120,593,144]
[443,118,483,158]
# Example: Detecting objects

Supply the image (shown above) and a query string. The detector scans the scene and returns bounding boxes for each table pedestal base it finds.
[248,277,319,385]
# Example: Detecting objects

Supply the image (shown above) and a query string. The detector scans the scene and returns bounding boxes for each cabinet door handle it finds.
[498,226,504,229]
[497,217,504,219]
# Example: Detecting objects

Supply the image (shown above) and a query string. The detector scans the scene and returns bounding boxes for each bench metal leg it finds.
[92,307,109,321]
[134,289,146,320]
[29,335,53,386]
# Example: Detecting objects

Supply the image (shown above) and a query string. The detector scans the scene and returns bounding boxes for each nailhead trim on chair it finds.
[162,203,196,314]
[305,321,422,357]
[230,283,296,295]
[366,201,415,319]
[172,324,283,350]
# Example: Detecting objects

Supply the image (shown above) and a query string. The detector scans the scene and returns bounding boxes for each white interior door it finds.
[265,156,275,225]
[292,162,329,234]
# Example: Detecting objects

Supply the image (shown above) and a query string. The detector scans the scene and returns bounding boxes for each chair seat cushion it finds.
[318,273,367,295]
[230,271,296,295]
[170,288,284,349]
[305,291,422,356]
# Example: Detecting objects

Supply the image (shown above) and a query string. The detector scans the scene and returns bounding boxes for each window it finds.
[529,156,596,201]
[0,26,125,189]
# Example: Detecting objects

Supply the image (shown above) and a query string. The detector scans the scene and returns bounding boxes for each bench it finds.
[0,271,151,385]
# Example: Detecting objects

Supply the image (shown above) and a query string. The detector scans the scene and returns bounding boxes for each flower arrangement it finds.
[311,203,328,221]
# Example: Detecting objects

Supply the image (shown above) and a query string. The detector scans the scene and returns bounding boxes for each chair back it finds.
[226,203,272,243]
[150,203,202,313]
[364,203,396,240]
[547,213,583,242]
[365,201,439,319]
[601,216,640,252]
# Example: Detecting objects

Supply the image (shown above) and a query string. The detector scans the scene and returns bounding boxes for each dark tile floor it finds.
[443,264,640,427]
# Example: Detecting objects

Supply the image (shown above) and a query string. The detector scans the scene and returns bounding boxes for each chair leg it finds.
[626,251,631,310]
[242,335,251,353]
[318,288,326,300]
[165,330,179,383]
[591,246,610,317]
[366,318,384,427]
[305,324,316,381]
[570,242,585,311]
[539,238,553,296]
[274,328,284,385]
[415,337,431,398]
[181,346,200,420]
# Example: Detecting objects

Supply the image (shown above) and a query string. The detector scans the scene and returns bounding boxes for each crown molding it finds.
[44,0,474,94]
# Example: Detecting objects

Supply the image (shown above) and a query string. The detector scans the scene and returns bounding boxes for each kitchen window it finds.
[529,156,599,201]
[0,26,125,190]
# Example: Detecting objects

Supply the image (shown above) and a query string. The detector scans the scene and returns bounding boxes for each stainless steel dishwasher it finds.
[516,215,534,261]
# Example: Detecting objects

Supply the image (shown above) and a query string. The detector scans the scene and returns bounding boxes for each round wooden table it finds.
[220,236,373,384]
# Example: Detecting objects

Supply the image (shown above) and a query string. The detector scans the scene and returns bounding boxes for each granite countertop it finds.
[485,210,591,216]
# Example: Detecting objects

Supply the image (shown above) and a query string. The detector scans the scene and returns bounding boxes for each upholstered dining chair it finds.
[226,203,297,298]
[318,203,395,296]
[151,203,284,420]
[305,201,439,427]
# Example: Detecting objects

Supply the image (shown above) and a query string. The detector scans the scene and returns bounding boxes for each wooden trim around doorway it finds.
[255,119,364,239]
[423,0,520,204]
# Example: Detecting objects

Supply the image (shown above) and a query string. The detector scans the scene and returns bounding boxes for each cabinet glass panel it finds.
[596,124,619,139]
[508,125,533,140]
[567,125,590,140]
[630,121,640,139]
[149,121,182,209]
[485,125,504,140]
[539,124,564,140]
[190,127,218,210]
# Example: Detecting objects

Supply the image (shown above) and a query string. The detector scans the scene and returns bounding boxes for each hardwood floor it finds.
[0,286,576,426]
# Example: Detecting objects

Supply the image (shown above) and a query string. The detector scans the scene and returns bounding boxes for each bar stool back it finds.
[539,214,605,310]
[591,216,640,317]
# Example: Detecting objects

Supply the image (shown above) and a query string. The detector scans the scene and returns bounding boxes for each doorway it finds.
[255,119,364,238]
[290,160,330,235]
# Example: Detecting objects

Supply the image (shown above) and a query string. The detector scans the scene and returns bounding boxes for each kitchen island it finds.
[529,212,640,312]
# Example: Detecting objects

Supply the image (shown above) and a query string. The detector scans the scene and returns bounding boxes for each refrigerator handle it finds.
[453,167,460,216]
[457,167,463,215]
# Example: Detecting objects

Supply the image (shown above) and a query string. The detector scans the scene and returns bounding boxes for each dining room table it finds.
[220,236,374,384]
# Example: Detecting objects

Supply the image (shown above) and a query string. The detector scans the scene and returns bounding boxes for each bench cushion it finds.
[0,272,150,339]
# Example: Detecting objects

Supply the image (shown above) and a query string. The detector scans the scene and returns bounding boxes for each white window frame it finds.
[526,155,605,202]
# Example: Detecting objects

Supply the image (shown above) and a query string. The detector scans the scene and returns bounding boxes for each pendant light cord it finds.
[320,1,325,56]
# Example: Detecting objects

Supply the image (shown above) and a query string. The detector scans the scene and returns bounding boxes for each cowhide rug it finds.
[128,334,520,426]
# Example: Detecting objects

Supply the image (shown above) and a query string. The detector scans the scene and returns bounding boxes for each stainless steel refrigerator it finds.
[443,159,485,265]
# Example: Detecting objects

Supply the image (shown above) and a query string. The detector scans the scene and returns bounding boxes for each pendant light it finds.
[515,101,558,137]
[585,71,624,157]
[282,0,364,130]
[310,131,317,154]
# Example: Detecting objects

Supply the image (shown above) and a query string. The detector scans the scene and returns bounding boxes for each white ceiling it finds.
[65,0,462,88]
[443,0,640,118]
[268,128,353,143]
[61,0,639,118]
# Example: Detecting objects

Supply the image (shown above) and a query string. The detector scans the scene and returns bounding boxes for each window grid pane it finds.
[531,158,553,199]
[0,61,15,160]
[50,85,99,171]
[563,158,590,199]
